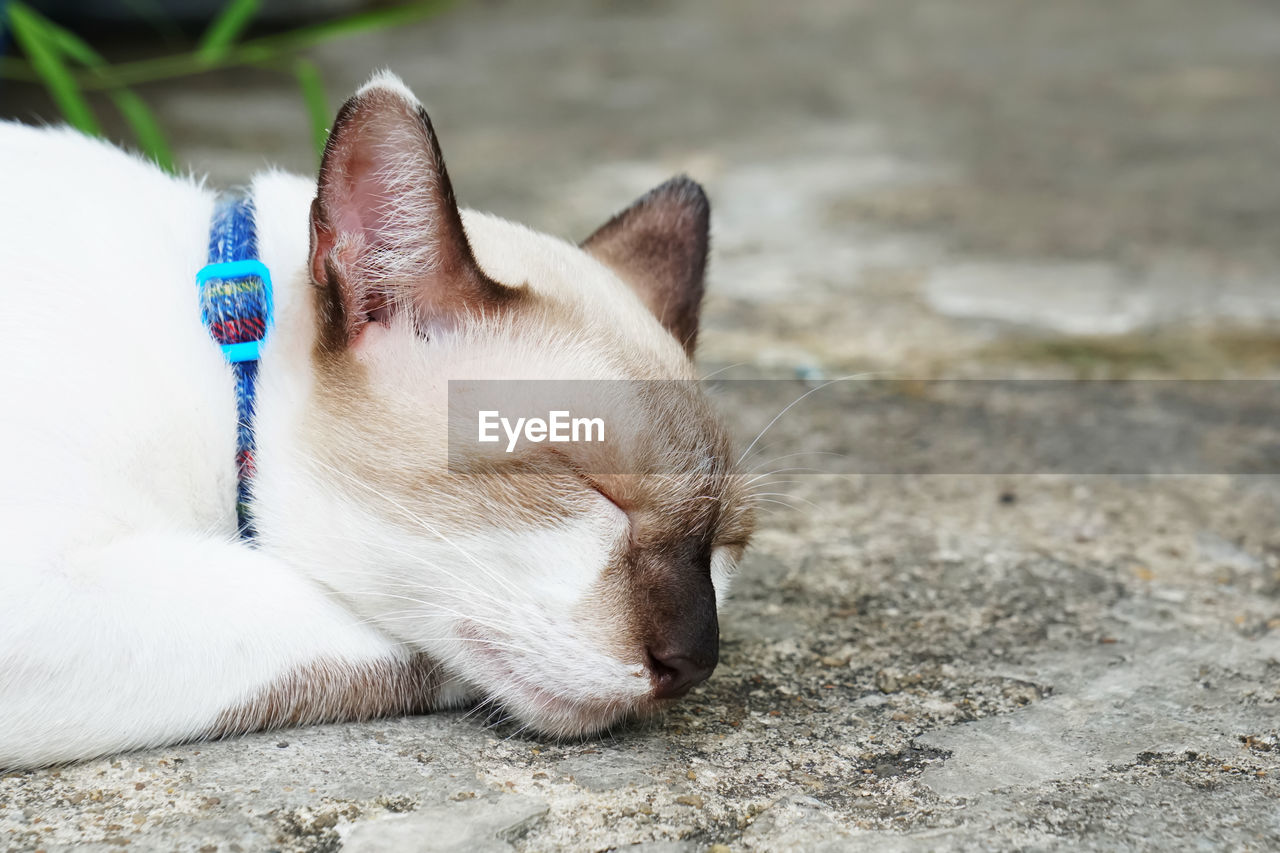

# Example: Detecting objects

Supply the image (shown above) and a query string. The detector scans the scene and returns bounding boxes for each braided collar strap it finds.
[196,196,274,541]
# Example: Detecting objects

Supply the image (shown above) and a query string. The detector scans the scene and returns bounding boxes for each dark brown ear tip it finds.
[650,175,710,219]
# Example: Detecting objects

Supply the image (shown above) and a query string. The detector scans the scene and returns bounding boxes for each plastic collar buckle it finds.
[195,258,274,364]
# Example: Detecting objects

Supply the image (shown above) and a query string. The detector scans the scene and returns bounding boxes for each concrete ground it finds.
[3,0,1280,850]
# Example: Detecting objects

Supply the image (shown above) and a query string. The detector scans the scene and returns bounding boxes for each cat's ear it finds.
[581,177,710,356]
[309,72,514,349]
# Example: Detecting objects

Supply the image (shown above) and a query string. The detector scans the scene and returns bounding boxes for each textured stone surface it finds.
[341,794,548,853]
[4,0,1280,850]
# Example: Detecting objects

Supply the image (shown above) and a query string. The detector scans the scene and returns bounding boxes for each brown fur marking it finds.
[208,654,440,739]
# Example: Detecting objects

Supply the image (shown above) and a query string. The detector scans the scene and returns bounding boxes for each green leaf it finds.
[6,2,101,135]
[109,88,175,172]
[292,57,329,157]
[8,8,175,171]
[2,0,457,91]
[198,0,260,63]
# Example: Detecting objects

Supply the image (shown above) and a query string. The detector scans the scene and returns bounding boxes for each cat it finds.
[0,72,753,770]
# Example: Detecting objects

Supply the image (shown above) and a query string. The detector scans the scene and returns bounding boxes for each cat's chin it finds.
[496,682,649,741]
[451,624,657,740]
[470,674,660,741]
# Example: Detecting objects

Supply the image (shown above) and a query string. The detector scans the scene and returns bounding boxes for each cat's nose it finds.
[647,643,717,700]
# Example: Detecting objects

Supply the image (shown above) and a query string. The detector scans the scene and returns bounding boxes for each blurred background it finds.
[3,0,1280,381]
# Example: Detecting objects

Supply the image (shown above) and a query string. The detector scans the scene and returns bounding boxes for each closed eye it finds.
[590,481,627,514]
[548,447,630,514]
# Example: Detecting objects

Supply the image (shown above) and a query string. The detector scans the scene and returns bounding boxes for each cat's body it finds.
[0,74,751,769]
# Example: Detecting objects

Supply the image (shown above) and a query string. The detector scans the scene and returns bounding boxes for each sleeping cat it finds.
[0,72,753,769]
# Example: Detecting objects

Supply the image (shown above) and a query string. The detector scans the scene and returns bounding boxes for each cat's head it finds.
[274,73,753,737]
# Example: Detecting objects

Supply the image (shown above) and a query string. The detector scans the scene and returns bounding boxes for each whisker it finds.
[698,361,748,381]
[749,492,821,511]
[332,589,533,646]
[746,451,852,476]
[357,537,534,616]
[751,497,803,512]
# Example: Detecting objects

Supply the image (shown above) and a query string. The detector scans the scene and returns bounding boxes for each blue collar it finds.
[195,196,274,541]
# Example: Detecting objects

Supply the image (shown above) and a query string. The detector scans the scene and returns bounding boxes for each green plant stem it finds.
[6,2,101,133]
[108,87,175,171]
[0,1,453,89]
[9,3,176,170]
[292,57,329,157]
[197,0,259,62]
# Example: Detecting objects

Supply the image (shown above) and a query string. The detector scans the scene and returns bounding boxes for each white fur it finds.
[0,76,732,768]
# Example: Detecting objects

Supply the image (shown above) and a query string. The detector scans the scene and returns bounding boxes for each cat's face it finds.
[291,73,753,737]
